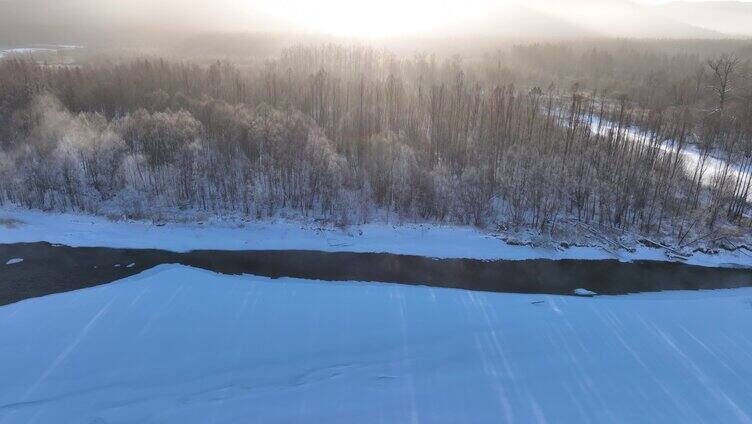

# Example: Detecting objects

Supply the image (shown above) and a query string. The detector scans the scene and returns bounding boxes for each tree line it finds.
[0,44,750,245]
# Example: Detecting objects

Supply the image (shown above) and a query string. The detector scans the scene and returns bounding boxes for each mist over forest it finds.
[1,0,752,248]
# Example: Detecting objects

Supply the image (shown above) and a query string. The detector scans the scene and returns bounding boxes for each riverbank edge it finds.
[1,207,750,269]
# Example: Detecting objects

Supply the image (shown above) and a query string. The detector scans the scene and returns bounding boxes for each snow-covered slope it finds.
[1,265,752,423]
[1,208,750,267]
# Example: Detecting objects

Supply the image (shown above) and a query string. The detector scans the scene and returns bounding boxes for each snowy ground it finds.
[1,207,750,267]
[1,265,752,423]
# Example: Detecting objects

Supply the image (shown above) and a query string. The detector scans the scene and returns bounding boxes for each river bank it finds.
[1,208,751,268]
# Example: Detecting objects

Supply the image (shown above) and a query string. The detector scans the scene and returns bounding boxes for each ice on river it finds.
[588,115,752,202]
[0,45,80,59]
[2,265,752,423]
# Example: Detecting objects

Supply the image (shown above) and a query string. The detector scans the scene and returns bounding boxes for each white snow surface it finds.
[4,258,23,265]
[2,265,752,423]
[1,207,750,267]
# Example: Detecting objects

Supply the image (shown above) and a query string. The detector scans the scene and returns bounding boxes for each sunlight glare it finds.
[257,0,494,37]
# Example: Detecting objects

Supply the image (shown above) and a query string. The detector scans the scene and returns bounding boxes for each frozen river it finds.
[2,264,752,423]
[588,114,752,202]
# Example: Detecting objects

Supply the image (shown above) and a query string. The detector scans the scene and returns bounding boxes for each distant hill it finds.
[448,0,722,39]
[0,0,740,47]
[654,1,752,37]
[435,3,595,39]
[0,0,288,46]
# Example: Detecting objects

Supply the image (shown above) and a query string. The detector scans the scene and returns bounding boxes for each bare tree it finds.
[707,54,740,112]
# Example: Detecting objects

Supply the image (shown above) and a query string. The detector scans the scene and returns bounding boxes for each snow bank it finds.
[1,207,750,267]
[1,265,752,423]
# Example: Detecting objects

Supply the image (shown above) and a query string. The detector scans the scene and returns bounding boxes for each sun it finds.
[256,0,492,38]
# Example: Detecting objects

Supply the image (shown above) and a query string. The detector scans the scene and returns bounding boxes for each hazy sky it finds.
[637,0,750,2]
[181,0,752,37]
[2,0,751,40]
[251,0,752,37]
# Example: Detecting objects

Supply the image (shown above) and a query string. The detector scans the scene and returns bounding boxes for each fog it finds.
[1,0,751,46]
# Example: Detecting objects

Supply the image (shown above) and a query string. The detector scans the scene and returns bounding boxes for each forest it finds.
[1,41,751,247]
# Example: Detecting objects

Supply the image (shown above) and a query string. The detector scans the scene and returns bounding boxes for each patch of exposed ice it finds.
[574,288,597,296]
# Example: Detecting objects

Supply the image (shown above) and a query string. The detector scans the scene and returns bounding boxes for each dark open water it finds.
[1,242,751,306]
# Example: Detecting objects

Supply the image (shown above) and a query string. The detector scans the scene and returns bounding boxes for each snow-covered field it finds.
[1,208,750,267]
[1,265,752,423]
